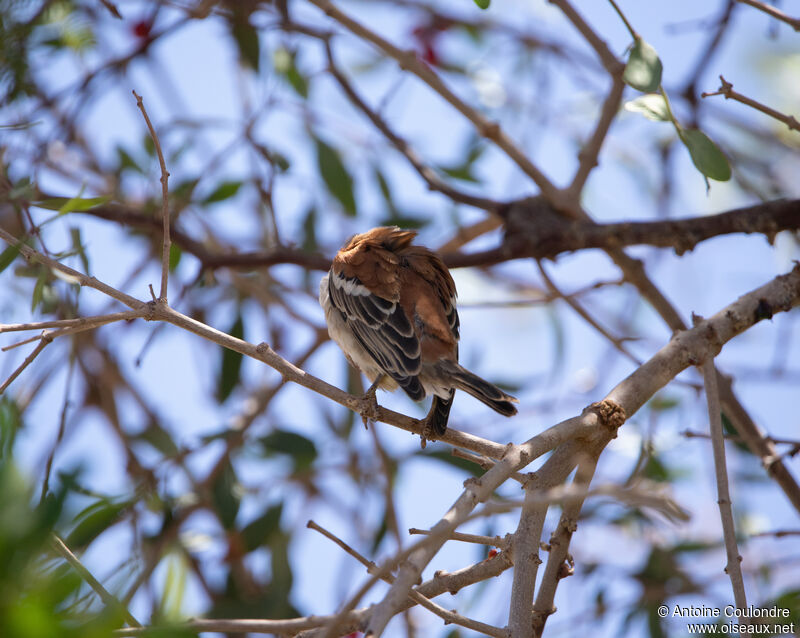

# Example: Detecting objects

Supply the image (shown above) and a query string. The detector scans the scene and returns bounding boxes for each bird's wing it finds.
[327,270,425,400]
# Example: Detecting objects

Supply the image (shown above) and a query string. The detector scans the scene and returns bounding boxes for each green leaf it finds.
[240,504,282,552]
[31,269,47,312]
[230,17,260,71]
[217,313,244,403]
[474,0,490,8]
[0,397,22,459]
[0,243,22,274]
[66,499,130,548]
[134,422,178,456]
[624,94,670,122]
[623,38,663,93]
[34,195,109,214]
[301,207,317,253]
[168,244,181,272]
[315,138,357,216]
[202,180,242,205]
[211,460,240,529]
[69,227,90,274]
[116,146,143,173]
[679,129,731,182]
[260,429,317,471]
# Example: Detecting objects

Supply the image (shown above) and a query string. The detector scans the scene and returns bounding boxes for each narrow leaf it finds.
[624,38,663,93]
[0,243,21,274]
[315,138,357,216]
[202,180,242,205]
[624,94,670,122]
[260,429,317,470]
[474,0,490,8]
[241,504,283,552]
[679,129,731,182]
[31,270,47,312]
[217,313,244,402]
[211,460,240,529]
[230,17,259,71]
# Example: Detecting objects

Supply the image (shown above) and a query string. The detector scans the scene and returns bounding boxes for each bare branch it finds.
[735,0,800,30]
[132,90,171,301]
[699,337,749,620]
[702,75,800,132]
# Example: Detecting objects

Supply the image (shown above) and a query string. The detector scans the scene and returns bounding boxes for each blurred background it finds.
[1,0,799,636]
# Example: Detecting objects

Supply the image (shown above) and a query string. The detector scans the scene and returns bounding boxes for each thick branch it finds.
[449,197,800,267]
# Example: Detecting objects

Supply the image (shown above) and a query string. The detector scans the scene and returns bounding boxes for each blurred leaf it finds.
[65,498,130,549]
[9,177,36,200]
[623,38,662,93]
[721,412,751,453]
[624,94,670,121]
[134,422,179,456]
[170,178,199,203]
[642,454,671,482]
[31,269,47,312]
[241,504,282,552]
[273,48,308,98]
[160,553,188,621]
[301,207,317,253]
[116,146,143,173]
[648,394,679,411]
[679,129,731,182]
[474,0,490,8]
[269,532,293,594]
[143,134,155,157]
[211,460,240,529]
[34,195,109,214]
[0,243,22,274]
[69,227,90,274]
[315,138,357,216]
[202,180,243,205]
[0,397,22,459]
[259,429,317,471]
[381,213,427,229]
[230,15,259,71]
[370,509,388,554]
[217,313,244,403]
[169,243,181,272]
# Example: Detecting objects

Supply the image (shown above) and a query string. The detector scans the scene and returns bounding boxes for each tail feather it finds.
[426,392,454,436]
[439,361,518,417]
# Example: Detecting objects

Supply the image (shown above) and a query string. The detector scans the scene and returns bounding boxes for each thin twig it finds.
[702,75,800,132]
[408,528,509,549]
[132,90,171,301]
[0,336,51,394]
[735,0,800,30]
[698,333,749,624]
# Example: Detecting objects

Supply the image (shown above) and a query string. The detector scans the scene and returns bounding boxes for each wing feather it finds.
[328,271,424,399]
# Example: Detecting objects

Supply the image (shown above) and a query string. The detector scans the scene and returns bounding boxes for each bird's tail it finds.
[437,360,518,417]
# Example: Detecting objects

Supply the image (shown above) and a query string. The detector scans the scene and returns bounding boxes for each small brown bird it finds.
[319,226,518,437]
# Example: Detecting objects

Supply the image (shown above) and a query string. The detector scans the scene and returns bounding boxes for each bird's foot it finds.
[359,376,382,428]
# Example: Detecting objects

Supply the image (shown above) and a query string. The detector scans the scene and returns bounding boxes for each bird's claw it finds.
[359,380,380,428]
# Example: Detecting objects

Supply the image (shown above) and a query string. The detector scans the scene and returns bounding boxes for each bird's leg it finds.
[359,375,382,428]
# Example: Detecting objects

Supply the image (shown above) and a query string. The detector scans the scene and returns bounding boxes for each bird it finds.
[319,226,518,438]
